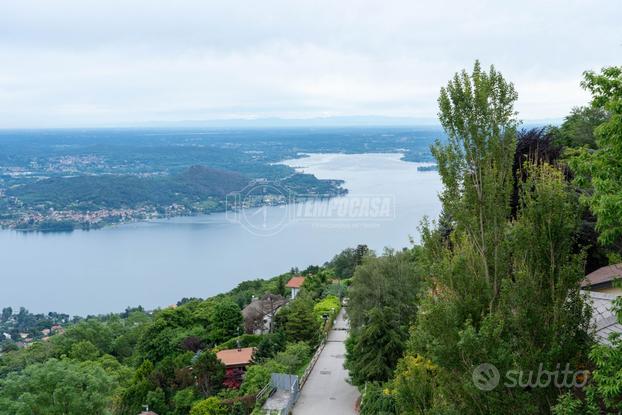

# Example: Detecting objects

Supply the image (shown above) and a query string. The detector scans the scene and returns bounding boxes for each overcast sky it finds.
[1,0,620,128]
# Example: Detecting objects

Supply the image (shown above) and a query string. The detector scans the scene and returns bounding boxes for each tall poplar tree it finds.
[433,60,518,311]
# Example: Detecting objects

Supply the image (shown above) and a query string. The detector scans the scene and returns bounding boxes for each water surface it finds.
[0,153,442,315]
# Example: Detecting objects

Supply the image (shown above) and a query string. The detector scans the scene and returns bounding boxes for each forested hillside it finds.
[0,259,354,414]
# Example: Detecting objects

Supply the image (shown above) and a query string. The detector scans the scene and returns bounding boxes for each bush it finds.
[313,295,341,325]
[239,365,271,396]
[252,332,286,363]
[392,354,438,414]
[272,342,312,374]
[360,383,396,415]
[190,397,228,415]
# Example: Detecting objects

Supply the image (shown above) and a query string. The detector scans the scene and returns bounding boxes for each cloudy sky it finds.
[1,0,620,127]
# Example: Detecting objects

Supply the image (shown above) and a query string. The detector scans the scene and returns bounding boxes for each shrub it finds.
[313,296,341,325]
[190,397,228,415]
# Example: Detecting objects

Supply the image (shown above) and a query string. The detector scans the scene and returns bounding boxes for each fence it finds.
[256,382,275,405]
[299,337,326,388]
[260,305,346,413]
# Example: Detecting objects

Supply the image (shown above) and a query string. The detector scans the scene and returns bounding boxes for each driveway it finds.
[293,307,359,414]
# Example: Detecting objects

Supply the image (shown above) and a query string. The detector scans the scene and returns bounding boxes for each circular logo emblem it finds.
[228,182,291,236]
[472,363,500,391]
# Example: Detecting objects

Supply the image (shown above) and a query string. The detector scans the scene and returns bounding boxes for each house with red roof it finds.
[216,347,255,389]
[286,276,305,299]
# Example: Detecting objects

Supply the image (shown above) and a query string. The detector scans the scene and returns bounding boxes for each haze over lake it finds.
[0,153,442,315]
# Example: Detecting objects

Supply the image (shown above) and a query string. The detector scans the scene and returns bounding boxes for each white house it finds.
[286,276,305,299]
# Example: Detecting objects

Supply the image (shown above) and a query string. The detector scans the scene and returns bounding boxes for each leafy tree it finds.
[354,244,371,263]
[0,340,18,353]
[116,360,157,415]
[138,305,203,362]
[0,339,58,378]
[96,354,133,387]
[68,340,100,361]
[181,335,205,353]
[145,387,167,415]
[0,358,115,415]
[347,249,421,329]
[272,341,312,374]
[1,307,12,322]
[57,318,116,355]
[193,350,225,397]
[433,60,518,312]
[569,66,622,245]
[209,299,242,344]
[302,264,321,276]
[239,364,271,395]
[252,331,286,363]
[172,387,199,415]
[276,274,287,297]
[407,163,591,414]
[553,105,609,149]
[189,397,228,415]
[327,244,373,279]
[299,274,326,299]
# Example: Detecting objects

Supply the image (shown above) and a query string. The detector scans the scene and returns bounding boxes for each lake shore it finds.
[0,153,442,315]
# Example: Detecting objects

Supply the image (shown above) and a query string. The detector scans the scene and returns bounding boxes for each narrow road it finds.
[293,307,359,414]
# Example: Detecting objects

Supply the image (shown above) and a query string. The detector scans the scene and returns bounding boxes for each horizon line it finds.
[0,115,562,130]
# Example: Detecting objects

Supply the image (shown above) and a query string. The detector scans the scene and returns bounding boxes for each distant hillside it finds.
[175,165,249,197]
[7,165,250,211]
[5,165,345,216]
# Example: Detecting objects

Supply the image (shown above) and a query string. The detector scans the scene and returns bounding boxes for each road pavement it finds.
[293,307,359,414]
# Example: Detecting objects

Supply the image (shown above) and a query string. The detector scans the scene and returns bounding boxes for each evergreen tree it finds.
[346,307,406,386]
[283,297,319,345]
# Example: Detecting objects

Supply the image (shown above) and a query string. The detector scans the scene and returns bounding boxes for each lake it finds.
[0,153,442,315]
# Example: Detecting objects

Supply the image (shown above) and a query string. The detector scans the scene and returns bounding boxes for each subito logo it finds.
[472,363,500,391]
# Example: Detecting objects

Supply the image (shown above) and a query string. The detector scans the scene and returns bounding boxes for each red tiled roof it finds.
[286,276,305,289]
[582,264,622,288]
[216,347,255,367]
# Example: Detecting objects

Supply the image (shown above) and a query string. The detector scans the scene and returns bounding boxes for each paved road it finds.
[293,307,359,415]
